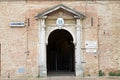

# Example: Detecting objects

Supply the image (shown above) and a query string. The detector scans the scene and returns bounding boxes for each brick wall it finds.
[0,1,120,78]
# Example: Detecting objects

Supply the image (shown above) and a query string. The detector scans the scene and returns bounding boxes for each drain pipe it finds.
[97,18,100,76]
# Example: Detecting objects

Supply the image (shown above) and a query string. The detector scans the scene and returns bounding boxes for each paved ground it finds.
[0,77,120,80]
[39,76,120,80]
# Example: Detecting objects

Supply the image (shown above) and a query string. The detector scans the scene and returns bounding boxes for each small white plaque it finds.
[85,41,97,48]
[86,49,97,53]
[10,22,25,27]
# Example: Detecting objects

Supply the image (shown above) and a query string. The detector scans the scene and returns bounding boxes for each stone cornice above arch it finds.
[35,4,86,20]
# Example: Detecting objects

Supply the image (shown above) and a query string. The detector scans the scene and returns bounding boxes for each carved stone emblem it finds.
[56,18,64,28]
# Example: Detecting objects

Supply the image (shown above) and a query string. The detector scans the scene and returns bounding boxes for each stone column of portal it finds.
[75,19,83,77]
[38,19,47,77]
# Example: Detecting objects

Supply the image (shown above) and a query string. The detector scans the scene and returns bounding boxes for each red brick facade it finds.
[0,0,120,78]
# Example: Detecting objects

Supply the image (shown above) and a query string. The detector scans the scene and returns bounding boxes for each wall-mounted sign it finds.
[56,18,64,28]
[10,22,25,27]
[85,41,97,53]
[86,49,97,53]
[18,67,25,74]
[85,41,97,49]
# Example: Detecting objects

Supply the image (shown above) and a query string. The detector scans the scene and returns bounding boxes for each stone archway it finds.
[35,4,85,77]
[47,29,75,76]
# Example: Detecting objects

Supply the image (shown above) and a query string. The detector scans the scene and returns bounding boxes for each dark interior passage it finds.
[47,29,75,75]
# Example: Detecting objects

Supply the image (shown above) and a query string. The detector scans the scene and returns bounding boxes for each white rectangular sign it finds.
[85,41,97,48]
[86,49,97,53]
[10,22,25,27]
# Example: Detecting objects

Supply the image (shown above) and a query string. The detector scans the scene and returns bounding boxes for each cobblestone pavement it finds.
[0,77,120,80]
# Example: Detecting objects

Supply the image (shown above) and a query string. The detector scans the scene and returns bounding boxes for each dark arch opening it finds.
[47,29,75,76]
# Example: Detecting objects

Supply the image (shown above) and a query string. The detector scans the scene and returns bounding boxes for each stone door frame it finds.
[35,4,85,77]
[38,18,83,77]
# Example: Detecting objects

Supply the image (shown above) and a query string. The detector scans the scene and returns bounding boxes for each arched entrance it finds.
[36,4,85,77]
[47,29,75,76]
